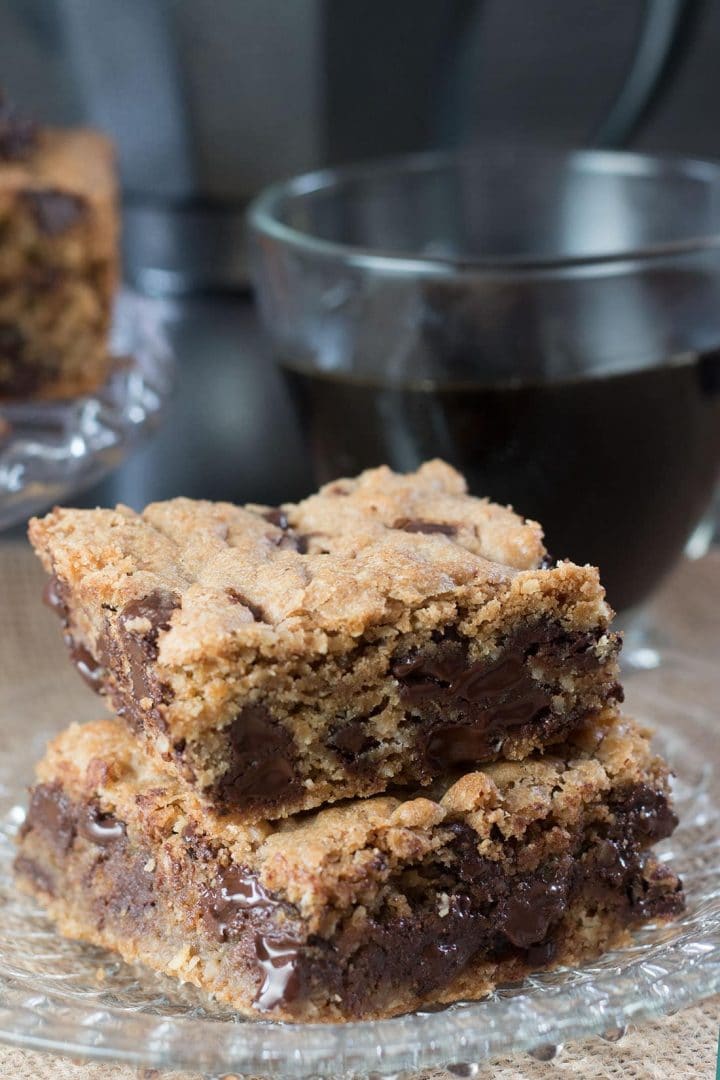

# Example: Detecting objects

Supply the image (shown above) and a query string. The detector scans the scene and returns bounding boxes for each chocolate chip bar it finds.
[15,708,683,1023]
[0,92,118,399]
[29,461,622,821]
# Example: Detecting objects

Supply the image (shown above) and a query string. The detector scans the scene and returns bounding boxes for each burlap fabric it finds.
[0,541,717,1079]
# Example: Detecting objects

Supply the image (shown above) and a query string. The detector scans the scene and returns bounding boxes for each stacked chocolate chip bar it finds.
[17,460,683,1022]
[0,91,118,399]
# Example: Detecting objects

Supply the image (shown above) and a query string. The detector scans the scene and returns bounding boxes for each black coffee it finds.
[282,352,720,612]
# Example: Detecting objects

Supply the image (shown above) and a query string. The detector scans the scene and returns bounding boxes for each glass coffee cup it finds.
[248,148,720,616]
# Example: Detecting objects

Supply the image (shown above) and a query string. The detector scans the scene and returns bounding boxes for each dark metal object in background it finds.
[594,0,705,148]
[1,0,720,520]
[1,0,719,295]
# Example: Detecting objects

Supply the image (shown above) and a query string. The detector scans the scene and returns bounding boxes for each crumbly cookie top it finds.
[28,461,609,659]
[36,708,669,929]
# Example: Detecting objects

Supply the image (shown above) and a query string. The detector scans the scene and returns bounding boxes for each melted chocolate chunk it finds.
[120,591,179,647]
[202,864,283,940]
[22,782,76,855]
[200,863,303,1009]
[392,624,614,768]
[254,933,303,1010]
[393,518,458,536]
[42,576,105,692]
[394,633,553,766]
[498,861,572,948]
[613,784,678,844]
[627,858,684,919]
[526,939,557,966]
[68,639,105,693]
[0,92,37,160]
[291,895,502,1015]
[79,807,126,847]
[117,590,180,706]
[22,189,87,236]
[213,705,300,810]
[445,822,507,892]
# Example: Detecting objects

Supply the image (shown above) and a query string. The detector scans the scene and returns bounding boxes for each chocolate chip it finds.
[198,862,304,1009]
[120,591,179,642]
[78,806,126,847]
[213,705,300,810]
[392,624,617,769]
[262,508,289,530]
[117,590,180,706]
[21,783,76,855]
[274,530,312,554]
[612,784,678,844]
[201,865,284,941]
[260,508,312,553]
[22,189,87,236]
[526,939,557,966]
[67,639,105,693]
[254,932,303,1010]
[393,518,457,536]
[394,633,552,766]
[444,822,506,889]
[226,588,266,623]
[329,719,379,763]
[0,92,37,161]
[499,862,571,948]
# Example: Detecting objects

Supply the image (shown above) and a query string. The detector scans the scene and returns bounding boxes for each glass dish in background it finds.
[0,290,174,530]
[248,148,720,617]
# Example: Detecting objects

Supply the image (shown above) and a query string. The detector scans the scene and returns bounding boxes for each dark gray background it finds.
[2,0,719,511]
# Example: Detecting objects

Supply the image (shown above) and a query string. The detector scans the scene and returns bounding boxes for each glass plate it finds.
[0,290,173,530]
[0,655,716,1078]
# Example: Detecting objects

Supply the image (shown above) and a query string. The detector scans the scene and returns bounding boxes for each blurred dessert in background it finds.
[0,90,118,400]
